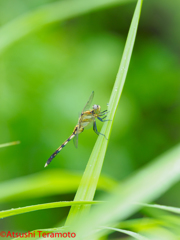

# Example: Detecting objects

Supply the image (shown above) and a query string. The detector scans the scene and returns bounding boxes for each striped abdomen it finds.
[44,128,77,167]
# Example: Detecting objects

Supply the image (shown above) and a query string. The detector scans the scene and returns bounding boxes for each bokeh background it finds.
[0,0,180,235]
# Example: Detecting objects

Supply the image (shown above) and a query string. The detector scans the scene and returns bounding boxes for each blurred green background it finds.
[0,0,180,234]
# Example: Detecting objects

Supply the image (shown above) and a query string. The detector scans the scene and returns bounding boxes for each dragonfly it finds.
[44,91,109,167]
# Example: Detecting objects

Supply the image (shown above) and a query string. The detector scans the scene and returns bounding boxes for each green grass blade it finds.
[0,0,134,54]
[0,141,20,148]
[65,0,143,226]
[100,226,148,240]
[0,169,117,203]
[0,200,101,219]
[74,143,180,239]
[137,203,180,214]
[119,218,163,230]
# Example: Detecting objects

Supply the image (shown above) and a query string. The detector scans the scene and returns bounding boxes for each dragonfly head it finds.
[93,104,101,114]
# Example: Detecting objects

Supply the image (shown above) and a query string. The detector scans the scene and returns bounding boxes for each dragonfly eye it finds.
[93,105,98,110]
[93,104,101,113]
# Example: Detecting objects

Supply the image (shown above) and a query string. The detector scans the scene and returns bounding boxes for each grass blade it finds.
[0,0,134,54]
[65,0,143,226]
[72,143,180,239]
[137,203,180,214]
[0,141,20,148]
[100,226,148,240]
[0,169,117,203]
[0,200,101,219]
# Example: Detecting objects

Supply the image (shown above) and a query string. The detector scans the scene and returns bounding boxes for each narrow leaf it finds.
[100,226,148,240]
[137,203,180,214]
[0,0,134,54]
[74,143,180,239]
[66,0,143,226]
[0,141,20,148]
[0,169,116,203]
[0,200,101,219]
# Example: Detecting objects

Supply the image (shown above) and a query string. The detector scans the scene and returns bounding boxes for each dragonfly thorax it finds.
[93,104,101,114]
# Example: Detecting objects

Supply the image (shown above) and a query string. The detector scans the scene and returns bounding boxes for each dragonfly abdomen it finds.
[44,132,76,167]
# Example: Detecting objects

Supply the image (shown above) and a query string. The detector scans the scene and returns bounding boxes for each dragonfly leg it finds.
[93,121,108,140]
[101,115,107,119]
[100,110,108,114]
[99,110,109,117]
[97,116,111,122]
[98,115,107,119]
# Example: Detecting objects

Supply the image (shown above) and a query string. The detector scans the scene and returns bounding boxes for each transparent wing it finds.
[84,120,93,130]
[82,91,94,113]
[73,92,94,149]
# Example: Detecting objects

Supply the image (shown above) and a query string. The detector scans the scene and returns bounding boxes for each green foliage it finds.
[65,0,143,227]
[0,141,20,148]
[0,0,180,239]
[0,169,117,202]
[0,200,101,219]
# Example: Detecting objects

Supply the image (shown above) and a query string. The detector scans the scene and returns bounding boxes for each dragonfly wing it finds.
[84,120,94,130]
[73,91,94,148]
[82,91,94,112]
